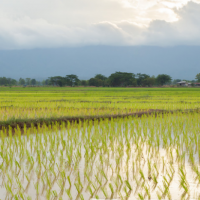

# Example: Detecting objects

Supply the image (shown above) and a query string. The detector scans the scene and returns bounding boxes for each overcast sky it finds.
[0,0,200,49]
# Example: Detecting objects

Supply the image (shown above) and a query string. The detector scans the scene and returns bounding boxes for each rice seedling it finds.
[0,88,200,199]
[65,188,72,199]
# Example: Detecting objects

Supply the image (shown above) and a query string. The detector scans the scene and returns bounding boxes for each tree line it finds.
[1,72,200,87]
[0,77,38,86]
[47,73,172,87]
[41,72,200,87]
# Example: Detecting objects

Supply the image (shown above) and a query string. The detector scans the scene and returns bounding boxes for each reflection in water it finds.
[0,113,200,199]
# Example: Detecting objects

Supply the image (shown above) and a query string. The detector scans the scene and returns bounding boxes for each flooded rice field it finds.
[0,112,200,200]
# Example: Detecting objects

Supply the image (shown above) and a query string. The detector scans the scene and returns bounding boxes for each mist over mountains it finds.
[0,46,199,81]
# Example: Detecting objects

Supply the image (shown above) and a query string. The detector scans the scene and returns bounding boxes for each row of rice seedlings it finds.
[1,89,200,123]
[0,106,132,123]
[1,90,200,109]
[0,112,200,199]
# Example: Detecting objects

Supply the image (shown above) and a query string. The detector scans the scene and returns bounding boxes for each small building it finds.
[195,83,200,86]
[177,81,188,86]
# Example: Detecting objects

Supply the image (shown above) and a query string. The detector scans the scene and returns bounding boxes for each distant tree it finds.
[94,74,107,81]
[49,76,65,87]
[66,74,79,87]
[42,80,45,86]
[0,77,8,85]
[26,78,31,85]
[19,78,25,85]
[156,74,172,86]
[42,79,50,86]
[0,77,17,86]
[45,79,50,85]
[80,80,88,86]
[136,73,150,86]
[89,78,100,86]
[94,74,107,86]
[36,81,41,86]
[108,72,136,87]
[142,77,156,87]
[195,73,200,82]
[31,79,36,85]
[10,79,17,85]
[7,78,12,85]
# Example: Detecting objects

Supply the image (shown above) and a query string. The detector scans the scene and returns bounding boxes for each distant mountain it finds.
[0,46,199,80]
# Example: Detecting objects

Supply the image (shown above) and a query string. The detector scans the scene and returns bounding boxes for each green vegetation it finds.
[0,112,200,199]
[1,72,199,86]
[48,72,172,87]
[0,87,200,199]
[195,73,200,82]
[0,87,200,127]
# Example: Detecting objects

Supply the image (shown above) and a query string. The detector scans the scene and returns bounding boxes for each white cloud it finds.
[141,2,200,45]
[0,0,200,49]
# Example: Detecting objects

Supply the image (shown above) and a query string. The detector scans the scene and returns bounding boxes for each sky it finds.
[0,0,200,49]
[0,0,200,80]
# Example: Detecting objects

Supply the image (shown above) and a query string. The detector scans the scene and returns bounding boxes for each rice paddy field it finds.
[0,87,200,200]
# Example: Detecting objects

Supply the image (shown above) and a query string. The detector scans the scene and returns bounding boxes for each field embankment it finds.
[0,108,199,131]
[0,87,200,130]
